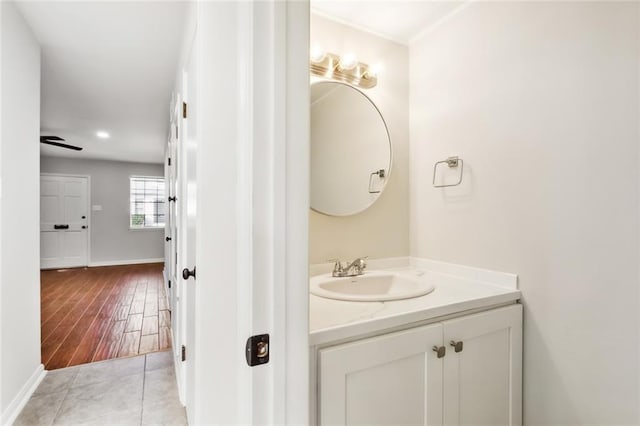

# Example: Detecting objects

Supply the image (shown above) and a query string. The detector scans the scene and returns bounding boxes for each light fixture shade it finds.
[310,46,326,64]
[367,63,383,78]
[338,53,358,71]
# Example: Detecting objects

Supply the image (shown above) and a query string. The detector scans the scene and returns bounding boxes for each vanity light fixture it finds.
[309,49,378,89]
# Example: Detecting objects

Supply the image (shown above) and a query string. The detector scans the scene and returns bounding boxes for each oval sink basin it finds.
[310,271,435,302]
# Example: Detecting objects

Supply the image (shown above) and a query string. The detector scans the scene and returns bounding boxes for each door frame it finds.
[40,173,91,268]
[190,1,309,423]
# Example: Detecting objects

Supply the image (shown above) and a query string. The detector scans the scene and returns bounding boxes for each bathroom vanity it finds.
[309,259,522,426]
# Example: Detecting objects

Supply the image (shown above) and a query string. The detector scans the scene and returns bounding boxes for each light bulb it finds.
[310,46,326,63]
[367,63,383,78]
[96,131,110,139]
[339,53,358,71]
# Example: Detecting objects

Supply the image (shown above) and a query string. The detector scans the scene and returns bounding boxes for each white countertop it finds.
[309,259,521,346]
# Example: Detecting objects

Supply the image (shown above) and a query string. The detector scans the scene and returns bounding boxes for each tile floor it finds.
[14,350,187,426]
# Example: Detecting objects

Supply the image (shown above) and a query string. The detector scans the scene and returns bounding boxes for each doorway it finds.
[23,0,188,374]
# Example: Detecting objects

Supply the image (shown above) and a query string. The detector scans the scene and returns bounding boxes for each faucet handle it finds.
[355,256,368,272]
[327,258,343,274]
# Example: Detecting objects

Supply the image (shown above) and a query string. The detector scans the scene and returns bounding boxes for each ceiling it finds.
[17,1,188,164]
[311,0,466,45]
[18,1,461,164]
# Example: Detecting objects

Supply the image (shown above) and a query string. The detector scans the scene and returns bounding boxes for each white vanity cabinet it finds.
[316,304,522,426]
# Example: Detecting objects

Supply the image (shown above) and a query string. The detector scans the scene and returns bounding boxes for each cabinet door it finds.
[319,323,443,426]
[442,304,522,426]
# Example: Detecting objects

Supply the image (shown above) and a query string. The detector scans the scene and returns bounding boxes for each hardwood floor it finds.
[40,263,172,370]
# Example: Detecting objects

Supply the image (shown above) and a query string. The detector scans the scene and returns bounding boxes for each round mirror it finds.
[310,81,392,216]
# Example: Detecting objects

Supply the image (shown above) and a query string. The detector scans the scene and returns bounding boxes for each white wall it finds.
[0,1,43,419]
[410,2,639,423]
[40,156,165,264]
[309,14,409,264]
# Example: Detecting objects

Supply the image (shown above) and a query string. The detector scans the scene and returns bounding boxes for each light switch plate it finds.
[92,205,103,211]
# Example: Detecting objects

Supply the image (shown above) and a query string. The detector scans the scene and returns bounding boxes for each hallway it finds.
[14,351,186,425]
[41,264,170,370]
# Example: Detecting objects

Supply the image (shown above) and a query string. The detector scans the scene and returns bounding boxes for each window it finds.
[130,176,165,229]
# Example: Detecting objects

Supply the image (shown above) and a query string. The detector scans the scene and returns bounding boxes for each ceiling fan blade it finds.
[40,140,83,151]
[40,136,65,142]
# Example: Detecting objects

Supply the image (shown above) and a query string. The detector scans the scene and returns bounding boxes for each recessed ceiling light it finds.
[96,131,110,139]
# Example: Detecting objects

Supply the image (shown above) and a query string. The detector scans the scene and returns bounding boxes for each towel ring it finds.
[368,169,386,193]
[432,156,463,188]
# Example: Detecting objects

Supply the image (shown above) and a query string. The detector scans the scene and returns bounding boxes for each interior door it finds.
[165,110,182,395]
[168,94,185,403]
[40,175,89,269]
[182,1,309,422]
[318,323,444,425]
[164,138,174,299]
[181,40,197,422]
[442,304,523,426]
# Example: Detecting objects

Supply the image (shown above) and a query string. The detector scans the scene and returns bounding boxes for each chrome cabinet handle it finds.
[432,345,446,358]
[450,340,463,353]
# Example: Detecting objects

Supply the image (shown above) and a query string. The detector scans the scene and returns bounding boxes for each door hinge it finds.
[168,280,171,289]
[167,157,171,166]
[181,345,186,361]
[183,102,187,119]
[175,126,178,139]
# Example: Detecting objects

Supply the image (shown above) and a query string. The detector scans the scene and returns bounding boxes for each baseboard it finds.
[88,258,164,267]
[1,364,46,425]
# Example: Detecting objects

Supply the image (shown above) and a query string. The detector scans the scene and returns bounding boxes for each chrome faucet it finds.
[330,257,368,277]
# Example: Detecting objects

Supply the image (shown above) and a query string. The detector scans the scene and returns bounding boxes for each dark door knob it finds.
[166,236,172,242]
[81,216,86,219]
[168,196,177,202]
[82,225,87,229]
[182,267,196,280]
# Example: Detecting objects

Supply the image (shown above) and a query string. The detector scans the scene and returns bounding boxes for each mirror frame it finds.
[310,80,393,217]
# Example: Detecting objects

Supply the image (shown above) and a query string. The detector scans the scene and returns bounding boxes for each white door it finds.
[185,1,309,423]
[181,43,197,420]
[166,97,183,398]
[164,113,183,403]
[40,175,89,269]
[442,304,523,426]
[164,138,175,298]
[165,26,196,410]
[318,323,444,425]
